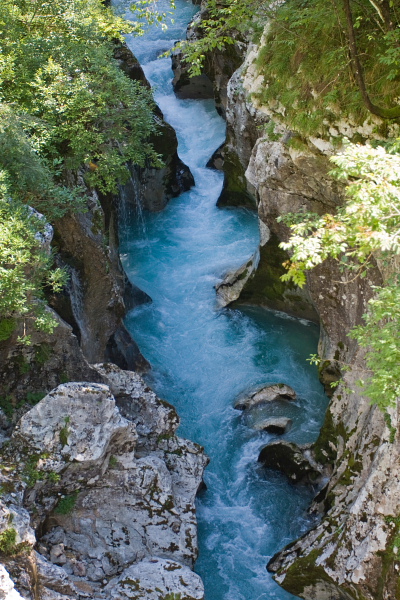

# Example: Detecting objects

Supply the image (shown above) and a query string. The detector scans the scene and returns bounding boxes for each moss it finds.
[216,149,257,209]
[54,491,78,515]
[236,268,249,281]
[26,391,46,404]
[121,578,140,591]
[235,234,293,302]
[375,517,400,600]
[313,409,338,465]
[233,233,316,320]
[0,319,16,342]
[0,395,14,418]
[35,342,52,365]
[384,412,396,443]
[281,549,363,599]
[280,549,333,596]
[14,354,30,375]
[59,372,69,384]
[0,481,16,495]
[59,416,70,447]
[91,208,105,236]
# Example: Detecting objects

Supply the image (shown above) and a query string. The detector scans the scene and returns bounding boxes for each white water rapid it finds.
[114,1,328,598]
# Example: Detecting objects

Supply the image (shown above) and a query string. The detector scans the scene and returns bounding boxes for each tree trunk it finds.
[343,0,400,119]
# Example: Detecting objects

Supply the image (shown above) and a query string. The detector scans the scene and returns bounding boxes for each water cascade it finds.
[115,1,328,598]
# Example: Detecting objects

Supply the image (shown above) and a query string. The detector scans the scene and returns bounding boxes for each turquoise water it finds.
[115,2,328,598]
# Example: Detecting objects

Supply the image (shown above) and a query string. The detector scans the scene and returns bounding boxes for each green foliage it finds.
[280,142,400,410]
[0,527,30,555]
[22,455,45,487]
[178,0,400,134]
[0,318,15,341]
[279,144,400,284]
[0,395,13,418]
[48,471,61,483]
[54,492,78,515]
[35,343,52,365]
[26,391,46,404]
[0,0,158,200]
[350,282,400,409]
[109,455,118,468]
[174,0,268,76]
[0,0,162,337]
[0,528,17,554]
[0,172,67,338]
[0,105,85,220]
[256,0,400,133]
[59,416,70,447]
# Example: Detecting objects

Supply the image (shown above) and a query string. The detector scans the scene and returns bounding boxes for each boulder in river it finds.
[234,383,297,410]
[252,417,292,434]
[258,441,322,484]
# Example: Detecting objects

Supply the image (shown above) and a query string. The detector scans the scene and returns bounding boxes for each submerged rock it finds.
[215,251,259,307]
[234,383,297,410]
[258,441,321,484]
[252,417,292,434]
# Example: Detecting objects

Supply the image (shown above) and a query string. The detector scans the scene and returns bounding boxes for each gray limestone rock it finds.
[13,382,135,465]
[104,557,204,599]
[93,363,178,448]
[215,251,259,307]
[0,565,24,600]
[0,359,207,600]
[258,441,321,484]
[252,417,292,434]
[235,383,297,410]
[0,502,35,550]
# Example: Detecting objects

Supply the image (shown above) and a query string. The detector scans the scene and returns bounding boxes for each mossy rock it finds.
[273,549,363,599]
[233,233,318,322]
[258,441,321,484]
[216,149,257,209]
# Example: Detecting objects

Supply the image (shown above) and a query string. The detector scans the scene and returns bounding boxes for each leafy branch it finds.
[280,142,400,409]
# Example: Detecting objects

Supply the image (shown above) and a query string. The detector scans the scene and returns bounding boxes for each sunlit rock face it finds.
[0,365,207,599]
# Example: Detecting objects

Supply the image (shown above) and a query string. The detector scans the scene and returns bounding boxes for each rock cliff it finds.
[179,24,399,600]
[0,364,207,599]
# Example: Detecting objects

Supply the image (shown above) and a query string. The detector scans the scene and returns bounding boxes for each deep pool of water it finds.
[114,1,328,598]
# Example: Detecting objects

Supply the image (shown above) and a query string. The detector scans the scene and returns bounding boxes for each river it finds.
[114,1,328,598]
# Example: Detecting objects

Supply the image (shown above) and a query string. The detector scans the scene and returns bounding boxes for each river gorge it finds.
[118,1,328,598]
[0,1,398,599]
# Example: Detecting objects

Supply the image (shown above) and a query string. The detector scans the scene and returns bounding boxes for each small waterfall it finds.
[118,168,147,241]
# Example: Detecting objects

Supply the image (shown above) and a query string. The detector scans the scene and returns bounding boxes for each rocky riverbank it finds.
[0,364,207,600]
[172,10,400,600]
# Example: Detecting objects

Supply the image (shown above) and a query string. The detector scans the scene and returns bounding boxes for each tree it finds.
[0,0,162,335]
[0,172,67,342]
[177,0,400,135]
[279,142,400,408]
[0,0,158,208]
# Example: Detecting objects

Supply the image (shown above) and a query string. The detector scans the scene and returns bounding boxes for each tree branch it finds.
[343,0,400,119]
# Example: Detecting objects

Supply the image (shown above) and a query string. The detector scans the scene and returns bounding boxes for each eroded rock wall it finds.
[205,31,398,600]
[0,365,207,599]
